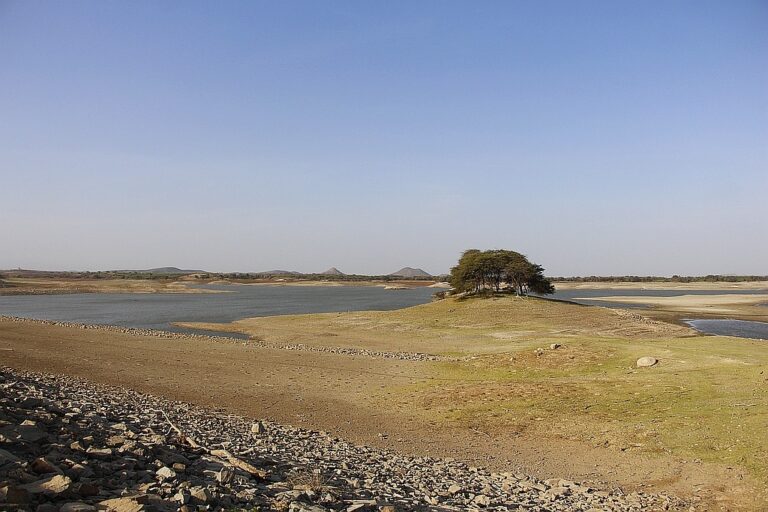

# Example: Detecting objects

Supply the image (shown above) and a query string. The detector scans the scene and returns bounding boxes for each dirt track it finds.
[1,318,762,510]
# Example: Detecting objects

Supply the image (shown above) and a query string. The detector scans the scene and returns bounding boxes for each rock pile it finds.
[0,368,683,511]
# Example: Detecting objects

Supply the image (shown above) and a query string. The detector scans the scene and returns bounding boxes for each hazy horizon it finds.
[2,1,766,276]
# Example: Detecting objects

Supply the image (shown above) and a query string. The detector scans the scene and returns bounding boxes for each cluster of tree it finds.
[449,249,554,295]
[553,275,768,283]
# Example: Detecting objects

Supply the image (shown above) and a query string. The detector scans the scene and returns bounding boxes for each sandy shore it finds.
[582,293,768,322]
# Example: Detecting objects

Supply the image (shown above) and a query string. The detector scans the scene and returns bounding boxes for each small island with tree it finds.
[449,249,554,296]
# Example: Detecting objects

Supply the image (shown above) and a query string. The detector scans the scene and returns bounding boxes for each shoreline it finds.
[0,316,448,362]
[0,366,685,511]
[0,277,441,296]
[1,302,765,510]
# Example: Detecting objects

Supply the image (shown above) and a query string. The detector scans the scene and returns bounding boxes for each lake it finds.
[0,284,437,336]
[1,284,766,340]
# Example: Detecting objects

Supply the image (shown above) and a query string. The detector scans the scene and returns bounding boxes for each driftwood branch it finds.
[210,449,269,479]
[156,409,267,479]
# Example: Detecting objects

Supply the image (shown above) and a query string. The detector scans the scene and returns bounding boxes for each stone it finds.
[550,343,561,350]
[60,503,97,512]
[251,421,266,434]
[31,457,60,474]
[190,486,211,503]
[636,356,658,368]
[172,490,190,504]
[97,496,146,512]
[472,494,491,506]
[217,467,234,484]
[19,397,44,409]
[447,484,462,495]
[74,482,100,497]
[36,504,58,512]
[18,422,47,442]
[2,485,31,504]
[20,474,72,495]
[156,466,176,480]
[106,435,126,447]
[544,486,570,498]
[86,446,112,459]
[0,448,20,464]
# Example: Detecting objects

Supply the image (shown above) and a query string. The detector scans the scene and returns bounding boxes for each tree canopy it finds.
[449,249,554,295]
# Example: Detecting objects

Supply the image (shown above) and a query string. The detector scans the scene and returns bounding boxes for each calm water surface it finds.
[0,284,436,337]
[684,319,768,340]
[1,285,766,340]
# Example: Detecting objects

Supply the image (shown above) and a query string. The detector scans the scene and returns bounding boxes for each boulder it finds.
[31,457,61,474]
[636,356,658,368]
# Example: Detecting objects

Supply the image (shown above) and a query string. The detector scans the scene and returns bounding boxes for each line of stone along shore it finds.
[0,317,448,362]
[0,368,683,512]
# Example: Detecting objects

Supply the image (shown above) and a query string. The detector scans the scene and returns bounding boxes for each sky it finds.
[1,1,766,276]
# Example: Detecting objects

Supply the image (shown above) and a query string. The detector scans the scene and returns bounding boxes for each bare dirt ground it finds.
[1,308,765,511]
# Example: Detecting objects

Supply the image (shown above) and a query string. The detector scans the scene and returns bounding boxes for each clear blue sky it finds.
[1,1,766,275]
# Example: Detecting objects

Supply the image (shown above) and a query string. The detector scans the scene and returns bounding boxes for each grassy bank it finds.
[183,295,768,499]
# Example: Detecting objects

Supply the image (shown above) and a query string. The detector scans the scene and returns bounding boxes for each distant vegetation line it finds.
[553,275,768,283]
[2,269,766,283]
[0,269,444,282]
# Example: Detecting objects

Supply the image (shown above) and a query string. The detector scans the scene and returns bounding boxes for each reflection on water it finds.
[684,319,768,340]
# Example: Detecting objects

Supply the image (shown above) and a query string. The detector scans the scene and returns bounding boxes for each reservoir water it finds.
[1,285,766,340]
[0,284,436,337]
[684,319,768,340]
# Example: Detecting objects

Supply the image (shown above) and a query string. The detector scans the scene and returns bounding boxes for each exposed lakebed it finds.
[546,288,768,340]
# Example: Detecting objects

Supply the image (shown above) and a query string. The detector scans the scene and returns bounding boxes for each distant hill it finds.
[258,270,303,276]
[389,267,432,278]
[319,267,345,276]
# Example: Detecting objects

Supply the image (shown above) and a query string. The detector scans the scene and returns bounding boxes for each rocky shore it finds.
[0,367,683,511]
[0,317,447,362]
